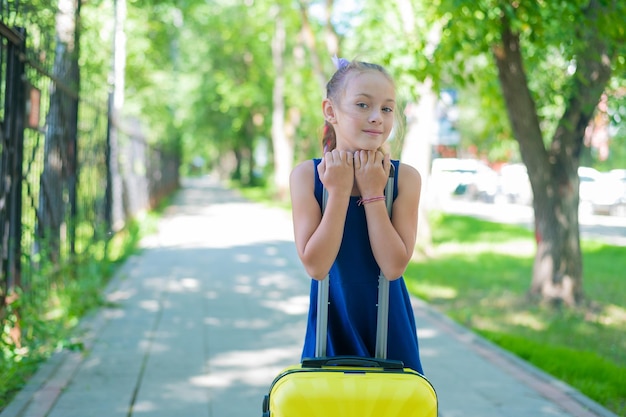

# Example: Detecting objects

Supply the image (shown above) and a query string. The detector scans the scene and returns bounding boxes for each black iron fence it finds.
[1,3,179,341]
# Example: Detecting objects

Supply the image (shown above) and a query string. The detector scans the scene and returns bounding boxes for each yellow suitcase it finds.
[262,356,437,417]
[262,171,437,416]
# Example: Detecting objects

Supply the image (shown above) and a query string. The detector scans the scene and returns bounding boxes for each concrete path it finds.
[1,176,618,417]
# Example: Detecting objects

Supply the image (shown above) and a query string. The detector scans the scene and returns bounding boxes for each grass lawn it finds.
[404,212,626,416]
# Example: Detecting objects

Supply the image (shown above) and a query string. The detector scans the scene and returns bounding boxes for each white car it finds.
[430,158,499,202]
[578,167,626,216]
[498,163,533,205]
[596,169,626,216]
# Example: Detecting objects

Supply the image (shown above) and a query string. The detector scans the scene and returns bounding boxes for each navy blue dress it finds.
[301,159,424,374]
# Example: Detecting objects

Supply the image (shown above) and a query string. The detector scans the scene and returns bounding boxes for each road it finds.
[438,198,626,246]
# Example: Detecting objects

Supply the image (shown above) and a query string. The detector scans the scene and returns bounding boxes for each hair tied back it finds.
[331,54,350,70]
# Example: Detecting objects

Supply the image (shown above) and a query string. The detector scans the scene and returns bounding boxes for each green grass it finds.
[234,182,292,210]
[405,213,626,415]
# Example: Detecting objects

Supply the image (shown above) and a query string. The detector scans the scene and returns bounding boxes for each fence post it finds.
[3,26,27,293]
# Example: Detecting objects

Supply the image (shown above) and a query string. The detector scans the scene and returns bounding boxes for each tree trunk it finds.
[401,81,437,257]
[297,0,340,161]
[271,7,292,200]
[323,0,339,57]
[106,0,127,232]
[492,3,612,306]
[298,0,327,92]
[39,0,80,262]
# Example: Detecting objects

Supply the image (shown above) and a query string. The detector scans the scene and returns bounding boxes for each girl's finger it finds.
[382,153,391,175]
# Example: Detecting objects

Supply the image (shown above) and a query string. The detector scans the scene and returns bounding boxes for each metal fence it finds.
[1,2,179,340]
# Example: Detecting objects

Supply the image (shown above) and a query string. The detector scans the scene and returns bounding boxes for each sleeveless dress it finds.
[301,159,424,374]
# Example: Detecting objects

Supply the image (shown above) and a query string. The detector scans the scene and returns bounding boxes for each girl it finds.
[289,58,424,374]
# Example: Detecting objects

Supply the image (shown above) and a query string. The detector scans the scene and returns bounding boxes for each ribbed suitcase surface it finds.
[262,357,437,417]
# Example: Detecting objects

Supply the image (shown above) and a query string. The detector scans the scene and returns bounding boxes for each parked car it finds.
[578,167,626,216]
[600,169,626,216]
[609,169,626,180]
[498,163,533,205]
[578,166,600,213]
[430,158,499,203]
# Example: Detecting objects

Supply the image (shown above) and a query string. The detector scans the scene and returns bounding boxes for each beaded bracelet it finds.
[357,196,385,206]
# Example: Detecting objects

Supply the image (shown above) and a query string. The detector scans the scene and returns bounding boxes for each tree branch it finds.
[551,0,613,166]
[492,15,547,175]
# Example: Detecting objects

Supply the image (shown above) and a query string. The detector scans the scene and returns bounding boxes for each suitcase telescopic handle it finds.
[302,356,404,369]
[315,164,395,359]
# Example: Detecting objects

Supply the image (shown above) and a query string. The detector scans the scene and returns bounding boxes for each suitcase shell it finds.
[262,357,437,417]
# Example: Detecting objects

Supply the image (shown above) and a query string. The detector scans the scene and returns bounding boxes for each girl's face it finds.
[324,71,396,153]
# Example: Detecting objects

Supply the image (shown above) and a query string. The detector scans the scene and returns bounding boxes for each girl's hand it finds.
[317,150,354,198]
[354,150,390,198]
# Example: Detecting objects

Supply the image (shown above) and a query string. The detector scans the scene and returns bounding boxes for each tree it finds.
[106,0,126,231]
[115,0,340,190]
[434,0,624,306]
[39,0,81,259]
[271,4,291,198]
[348,0,625,306]
[159,1,285,184]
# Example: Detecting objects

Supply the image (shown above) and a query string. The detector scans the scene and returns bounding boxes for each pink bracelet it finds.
[357,196,385,206]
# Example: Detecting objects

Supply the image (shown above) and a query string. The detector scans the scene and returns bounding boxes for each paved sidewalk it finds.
[1,176,619,417]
